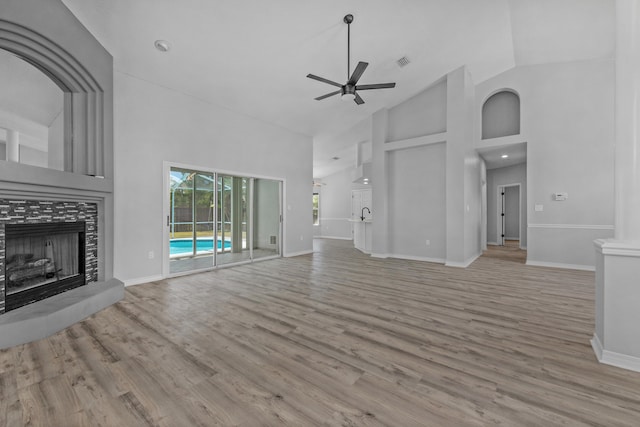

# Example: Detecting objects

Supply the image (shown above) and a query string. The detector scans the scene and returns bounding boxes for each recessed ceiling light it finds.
[154,40,171,52]
[501,154,509,158]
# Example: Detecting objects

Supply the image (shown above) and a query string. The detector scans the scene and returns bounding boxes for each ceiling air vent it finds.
[396,56,410,68]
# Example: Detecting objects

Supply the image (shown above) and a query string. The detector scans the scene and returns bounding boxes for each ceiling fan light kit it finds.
[307,14,396,105]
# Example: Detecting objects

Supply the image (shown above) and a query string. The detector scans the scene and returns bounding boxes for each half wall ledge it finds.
[0,278,124,349]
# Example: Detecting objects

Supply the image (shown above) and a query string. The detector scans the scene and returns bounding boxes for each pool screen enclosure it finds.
[168,166,282,274]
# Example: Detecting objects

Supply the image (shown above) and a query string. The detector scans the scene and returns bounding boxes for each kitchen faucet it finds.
[360,207,371,221]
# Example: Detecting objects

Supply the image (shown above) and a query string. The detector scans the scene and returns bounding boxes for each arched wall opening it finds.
[0,19,107,176]
[482,90,520,140]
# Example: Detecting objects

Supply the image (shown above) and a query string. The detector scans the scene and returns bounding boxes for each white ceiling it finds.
[477,141,527,170]
[59,0,613,176]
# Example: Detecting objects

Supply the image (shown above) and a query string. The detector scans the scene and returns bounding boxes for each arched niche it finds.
[0,19,106,176]
[482,90,520,140]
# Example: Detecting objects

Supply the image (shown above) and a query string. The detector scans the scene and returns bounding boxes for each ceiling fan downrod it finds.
[344,14,353,81]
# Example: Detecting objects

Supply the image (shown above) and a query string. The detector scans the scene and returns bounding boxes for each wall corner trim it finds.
[445,252,481,268]
[592,334,640,373]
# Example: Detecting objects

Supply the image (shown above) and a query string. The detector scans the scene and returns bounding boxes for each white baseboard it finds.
[389,254,446,264]
[124,275,164,287]
[316,236,352,241]
[591,334,640,373]
[526,260,595,271]
[371,253,389,259]
[591,334,604,360]
[446,252,481,268]
[284,249,313,258]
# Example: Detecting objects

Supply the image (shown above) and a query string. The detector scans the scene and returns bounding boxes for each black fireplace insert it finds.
[4,222,86,311]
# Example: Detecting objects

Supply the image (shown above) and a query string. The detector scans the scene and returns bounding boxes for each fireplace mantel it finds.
[0,0,121,346]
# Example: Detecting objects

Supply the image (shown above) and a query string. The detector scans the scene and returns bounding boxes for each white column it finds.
[6,129,19,162]
[592,0,640,373]
[614,0,640,241]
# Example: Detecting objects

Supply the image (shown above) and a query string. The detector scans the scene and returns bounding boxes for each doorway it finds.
[498,184,521,247]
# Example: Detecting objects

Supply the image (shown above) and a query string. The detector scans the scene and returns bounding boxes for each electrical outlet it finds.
[148,251,154,259]
[426,240,430,246]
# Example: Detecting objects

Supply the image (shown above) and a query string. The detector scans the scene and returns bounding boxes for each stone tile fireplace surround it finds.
[0,199,99,314]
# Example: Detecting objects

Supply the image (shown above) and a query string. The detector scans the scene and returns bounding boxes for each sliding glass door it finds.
[217,175,250,266]
[167,166,281,274]
[169,168,215,274]
[252,178,281,260]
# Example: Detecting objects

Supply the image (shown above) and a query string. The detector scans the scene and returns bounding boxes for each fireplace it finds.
[0,198,119,350]
[0,198,99,315]
[4,222,86,311]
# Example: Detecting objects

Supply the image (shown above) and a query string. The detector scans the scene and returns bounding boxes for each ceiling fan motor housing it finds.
[342,85,356,96]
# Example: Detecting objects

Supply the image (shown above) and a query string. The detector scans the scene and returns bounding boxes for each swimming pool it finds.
[170,238,231,256]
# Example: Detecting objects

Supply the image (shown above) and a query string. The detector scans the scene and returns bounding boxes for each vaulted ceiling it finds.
[60,0,613,174]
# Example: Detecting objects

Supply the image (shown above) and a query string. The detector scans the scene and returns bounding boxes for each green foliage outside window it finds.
[312,193,319,226]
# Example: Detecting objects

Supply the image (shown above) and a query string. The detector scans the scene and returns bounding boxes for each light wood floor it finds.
[2,239,640,426]
[483,242,527,264]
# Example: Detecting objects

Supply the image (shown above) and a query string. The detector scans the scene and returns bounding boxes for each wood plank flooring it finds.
[2,238,640,426]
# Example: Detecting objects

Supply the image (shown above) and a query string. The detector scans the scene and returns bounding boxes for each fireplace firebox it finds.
[4,222,86,312]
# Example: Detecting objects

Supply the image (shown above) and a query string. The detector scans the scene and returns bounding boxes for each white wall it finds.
[368,66,481,265]
[19,145,47,167]
[486,163,527,247]
[448,66,482,266]
[113,72,312,283]
[477,59,615,269]
[387,79,447,141]
[388,143,446,261]
[464,150,483,262]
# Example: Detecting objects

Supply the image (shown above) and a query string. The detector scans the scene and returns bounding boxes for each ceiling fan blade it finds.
[307,74,342,88]
[314,90,341,101]
[347,62,368,86]
[354,92,365,105]
[356,83,396,91]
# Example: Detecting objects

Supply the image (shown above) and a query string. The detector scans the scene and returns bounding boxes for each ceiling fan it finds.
[307,14,396,105]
